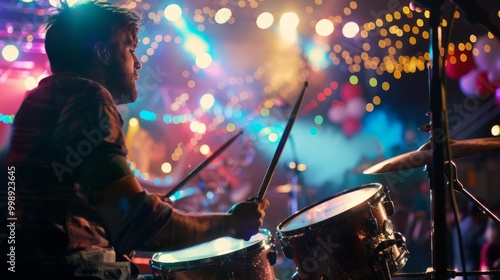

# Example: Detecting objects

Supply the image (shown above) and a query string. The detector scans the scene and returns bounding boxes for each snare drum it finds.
[149,228,276,280]
[277,183,409,280]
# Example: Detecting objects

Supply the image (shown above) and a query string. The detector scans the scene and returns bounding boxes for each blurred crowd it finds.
[391,180,500,280]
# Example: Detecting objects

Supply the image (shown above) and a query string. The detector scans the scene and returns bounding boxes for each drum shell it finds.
[150,229,276,280]
[277,183,406,280]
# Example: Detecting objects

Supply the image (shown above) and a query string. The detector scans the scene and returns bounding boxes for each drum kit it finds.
[142,1,500,278]
[133,78,496,280]
[143,137,500,280]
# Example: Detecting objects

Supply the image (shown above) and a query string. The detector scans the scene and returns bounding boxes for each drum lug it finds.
[364,231,409,278]
[383,201,395,216]
[382,185,395,216]
[383,219,394,237]
[367,237,405,256]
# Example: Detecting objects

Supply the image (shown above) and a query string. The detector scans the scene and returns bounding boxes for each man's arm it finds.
[83,155,268,252]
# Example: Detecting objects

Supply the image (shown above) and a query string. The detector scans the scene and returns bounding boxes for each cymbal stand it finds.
[413,0,449,278]
[445,161,500,225]
[412,0,500,278]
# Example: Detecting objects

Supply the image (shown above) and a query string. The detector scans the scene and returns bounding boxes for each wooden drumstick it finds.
[255,81,309,201]
[164,130,243,199]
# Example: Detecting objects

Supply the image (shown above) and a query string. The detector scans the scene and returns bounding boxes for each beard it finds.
[106,63,139,105]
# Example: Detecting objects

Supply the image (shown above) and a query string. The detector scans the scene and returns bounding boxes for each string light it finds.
[4,0,486,145]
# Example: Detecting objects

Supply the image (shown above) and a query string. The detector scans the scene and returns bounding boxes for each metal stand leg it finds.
[445,161,500,224]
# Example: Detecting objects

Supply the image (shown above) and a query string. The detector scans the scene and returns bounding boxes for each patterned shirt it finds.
[4,73,136,278]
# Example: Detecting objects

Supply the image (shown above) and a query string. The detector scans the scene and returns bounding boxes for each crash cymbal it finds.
[363,137,500,174]
[273,183,302,193]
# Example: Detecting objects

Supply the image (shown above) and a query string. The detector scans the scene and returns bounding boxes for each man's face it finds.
[106,31,141,105]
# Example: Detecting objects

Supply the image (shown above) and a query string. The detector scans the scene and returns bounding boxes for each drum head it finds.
[152,229,270,268]
[279,183,382,232]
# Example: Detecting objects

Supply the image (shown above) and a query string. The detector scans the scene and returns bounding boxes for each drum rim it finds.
[150,228,272,270]
[276,182,385,235]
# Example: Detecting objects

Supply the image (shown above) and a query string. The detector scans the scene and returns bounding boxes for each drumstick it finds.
[255,81,309,201]
[164,130,243,198]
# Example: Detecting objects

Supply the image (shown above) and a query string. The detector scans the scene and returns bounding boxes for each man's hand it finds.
[151,193,175,206]
[228,198,270,240]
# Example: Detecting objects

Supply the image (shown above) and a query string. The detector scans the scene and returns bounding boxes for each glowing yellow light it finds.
[256,12,274,29]
[373,96,381,105]
[195,53,212,69]
[200,144,210,155]
[279,12,299,42]
[161,162,172,173]
[268,133,278,142]
[297,163,307,172]
[491,125,500,136]
[342,22,359,38]
[49,0,59,7]
[24,76,37,90]
[129,118,139,127]
[264,100,274,108]
[280,12,300,29]
[164,4,182,21]
[184,36,208,55]
[2,45,19,62]
[315,19,334,36]
[366,103,374,112]
[199,93,215,110]
[190,121,207,134]
[215,8,232,24]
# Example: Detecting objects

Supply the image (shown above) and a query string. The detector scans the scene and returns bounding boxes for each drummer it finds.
[3,1,269,279]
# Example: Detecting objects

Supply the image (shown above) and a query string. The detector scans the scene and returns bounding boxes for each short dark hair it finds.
[44,0,141,74]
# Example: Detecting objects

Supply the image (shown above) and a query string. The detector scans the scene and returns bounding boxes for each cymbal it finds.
[273,183,302,193]
[363,137,500,174]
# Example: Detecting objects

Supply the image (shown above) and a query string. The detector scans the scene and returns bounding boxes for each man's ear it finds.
[95,42,110,65]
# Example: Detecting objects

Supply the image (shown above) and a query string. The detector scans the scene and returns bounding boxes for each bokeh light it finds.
[215,8,232,24]
[315,19,334,36]
[2,45,19,62]
[256,12,274,29]
[342,21,359,38]
[200,93,215,110]
[164,4,182,21]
